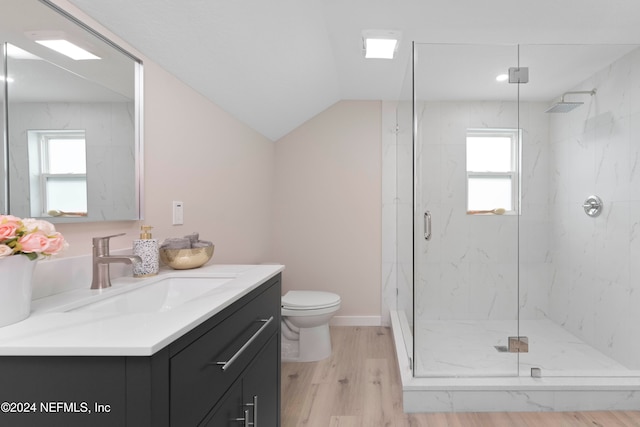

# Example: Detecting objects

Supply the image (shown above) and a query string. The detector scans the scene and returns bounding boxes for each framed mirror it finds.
[1,0,143,222]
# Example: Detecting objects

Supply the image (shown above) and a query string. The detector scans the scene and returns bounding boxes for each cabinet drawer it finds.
[170,281,280,426]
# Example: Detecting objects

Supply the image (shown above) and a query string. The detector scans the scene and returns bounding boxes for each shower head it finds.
[545,89,596,113]
[545,102,584,113]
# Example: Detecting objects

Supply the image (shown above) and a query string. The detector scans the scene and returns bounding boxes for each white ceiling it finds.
[66,0,640,141]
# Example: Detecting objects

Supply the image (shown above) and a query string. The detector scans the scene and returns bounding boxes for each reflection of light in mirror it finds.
[0,76,14,83]
[495,73,508,82]
[7,44,40,60]
[35,39,100,60]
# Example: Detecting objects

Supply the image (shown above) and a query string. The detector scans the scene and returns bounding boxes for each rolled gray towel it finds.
[192,240,213,248]
[184,233,199,245]
[160,237,191,249]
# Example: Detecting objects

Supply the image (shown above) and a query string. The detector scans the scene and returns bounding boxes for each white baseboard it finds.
[330,316,382,326]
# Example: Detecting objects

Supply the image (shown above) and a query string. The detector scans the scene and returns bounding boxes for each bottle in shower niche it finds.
[133,225,159,277]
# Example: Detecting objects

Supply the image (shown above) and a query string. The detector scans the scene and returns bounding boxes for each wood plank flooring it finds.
[281,326,640,427]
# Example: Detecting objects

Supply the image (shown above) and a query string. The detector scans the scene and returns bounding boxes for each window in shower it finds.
[27,130,88,216]
[466,128,519,213]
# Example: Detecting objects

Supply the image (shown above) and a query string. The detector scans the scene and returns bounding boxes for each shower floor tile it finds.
[413,318,633,377]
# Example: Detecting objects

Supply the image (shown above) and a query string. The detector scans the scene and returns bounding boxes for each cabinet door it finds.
[0,356,126,427]
[243,334,280,427]
[202,334,279,427]
[201,381,244,427]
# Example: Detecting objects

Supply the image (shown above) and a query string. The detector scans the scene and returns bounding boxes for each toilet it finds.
[281,290,341,362]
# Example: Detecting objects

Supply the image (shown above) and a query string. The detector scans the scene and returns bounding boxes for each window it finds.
[28,130,87,216]
[466,129,519,213]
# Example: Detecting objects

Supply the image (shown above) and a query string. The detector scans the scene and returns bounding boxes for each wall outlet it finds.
[172,201,183,225]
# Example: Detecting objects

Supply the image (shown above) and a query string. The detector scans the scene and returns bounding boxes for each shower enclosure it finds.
[391,43,640,411]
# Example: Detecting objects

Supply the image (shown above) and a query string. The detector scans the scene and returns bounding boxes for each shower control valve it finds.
[583,195,603,217]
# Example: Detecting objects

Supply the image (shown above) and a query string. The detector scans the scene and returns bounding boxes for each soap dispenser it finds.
[133,225,159,277]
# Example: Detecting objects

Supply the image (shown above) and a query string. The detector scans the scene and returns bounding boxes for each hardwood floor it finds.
[281,326,640,427]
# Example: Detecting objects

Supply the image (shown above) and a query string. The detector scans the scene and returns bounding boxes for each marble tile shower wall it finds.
[414,100,551,324]
[381,101,398,327]
[547,47,640,369]
[9,102,136,219]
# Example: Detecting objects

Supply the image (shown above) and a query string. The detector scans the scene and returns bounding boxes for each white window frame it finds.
[466,128,520,214]
[31,130,87,216]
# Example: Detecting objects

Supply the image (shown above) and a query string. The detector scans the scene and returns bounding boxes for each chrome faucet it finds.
[91,233,141,290]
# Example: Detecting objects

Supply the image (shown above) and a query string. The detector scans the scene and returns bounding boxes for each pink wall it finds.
[272,101,382,323]
[45,2,382,322]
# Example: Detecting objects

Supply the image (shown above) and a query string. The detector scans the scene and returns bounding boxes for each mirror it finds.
[1,0,143,222]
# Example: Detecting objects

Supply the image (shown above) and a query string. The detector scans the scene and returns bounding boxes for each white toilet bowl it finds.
[281,290,341,362]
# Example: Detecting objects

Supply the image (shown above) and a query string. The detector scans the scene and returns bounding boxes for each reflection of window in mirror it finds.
[27,130,87,217]
[466,129,519,214]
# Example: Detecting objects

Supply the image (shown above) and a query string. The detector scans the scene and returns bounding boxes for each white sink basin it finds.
[68,276,234,314]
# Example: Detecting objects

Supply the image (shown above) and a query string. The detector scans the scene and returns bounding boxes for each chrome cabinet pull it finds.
[424,211,432,241]
[231,409,250,426]
[213,317,274,371]
[245,395,258,427]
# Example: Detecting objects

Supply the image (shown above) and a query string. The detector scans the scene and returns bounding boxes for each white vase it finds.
[0,255,37,328]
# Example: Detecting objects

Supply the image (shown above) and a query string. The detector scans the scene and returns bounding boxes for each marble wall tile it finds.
[629,49,640,116]
[440,102,471,145]
[594,113,630,202]
[381,100,415,326]
[403,388,640,413]
[413,101,527,325]
[548,47,640,368]
[381,101,399,326]
[518,262,551,319]
[418,144,442,206]
[551,390,640,411]
[628,112,640,200]
[467,262,519,320]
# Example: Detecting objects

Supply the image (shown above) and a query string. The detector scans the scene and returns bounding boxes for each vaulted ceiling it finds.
[67,0,640,140]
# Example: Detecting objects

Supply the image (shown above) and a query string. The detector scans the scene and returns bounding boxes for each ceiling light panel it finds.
[362,30,401,59]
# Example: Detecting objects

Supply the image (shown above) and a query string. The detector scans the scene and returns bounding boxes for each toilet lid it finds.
[282,291,341,310]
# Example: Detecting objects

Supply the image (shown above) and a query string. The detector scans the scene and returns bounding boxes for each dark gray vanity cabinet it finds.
[0,274,281,427]
[170,274,281,426]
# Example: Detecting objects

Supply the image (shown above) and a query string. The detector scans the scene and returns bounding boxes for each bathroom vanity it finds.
[0,264,282,427]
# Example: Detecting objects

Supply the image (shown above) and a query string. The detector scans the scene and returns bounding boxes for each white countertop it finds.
[0,264,283,357]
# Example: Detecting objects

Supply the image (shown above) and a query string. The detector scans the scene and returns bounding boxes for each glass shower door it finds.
[412,43,522,377]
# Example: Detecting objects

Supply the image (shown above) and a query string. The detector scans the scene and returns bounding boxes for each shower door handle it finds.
[424,211,432,241]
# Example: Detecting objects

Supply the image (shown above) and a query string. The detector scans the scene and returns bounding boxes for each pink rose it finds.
[0,219,21,241]
[21,218,56,235]
[18,231,50,253]
[43,232,67,255]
